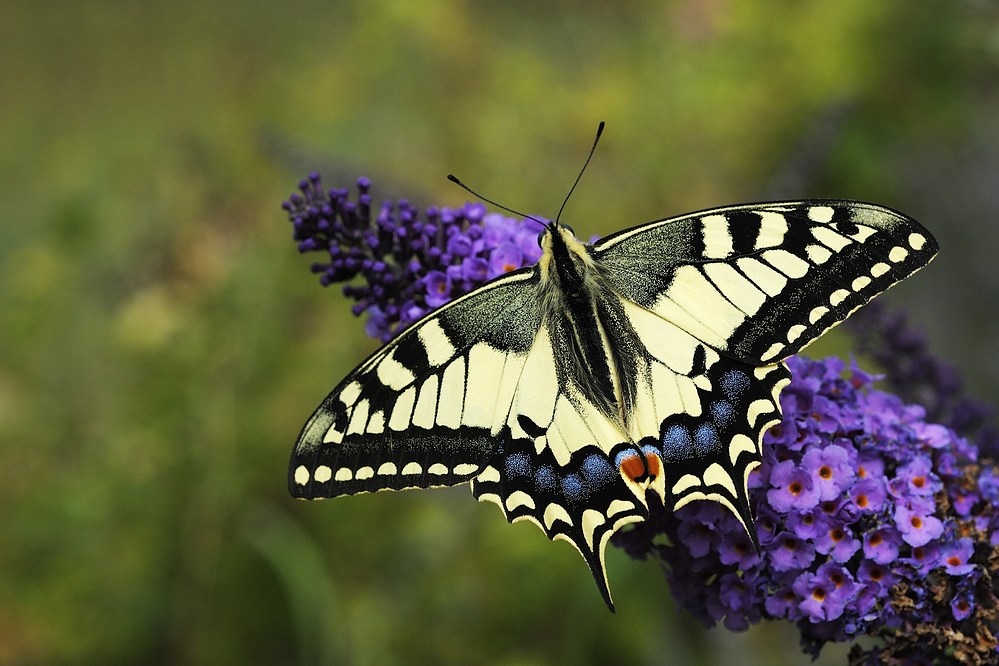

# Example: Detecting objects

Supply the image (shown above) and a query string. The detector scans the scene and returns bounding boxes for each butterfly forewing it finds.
[290,268,542,498]
[593,200,938,364]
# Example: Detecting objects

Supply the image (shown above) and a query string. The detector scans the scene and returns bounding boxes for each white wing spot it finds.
[702,462,738,496]
[340,381,362,406]
[543,503,573,528]
[703,262,766,315]
[761,342,784,362]
[847,225,877,242]
[294,466,310,485]
[786,324,807,343]
[334,467,353,482]
[747,398,776,428]
[830,289,851,306]
[506,490,536,511]
[477,466,501,483]
[582,509,605,549]
[888,246,909,263]
[655,264,745,344]
[454,463,479,475]
[811,226,851,252]
[346,399,370,436]
[871,262,891,278]
[809,305,829,323]
[368,410,385,434]
[418,319,456,367]
[428,463,448,475]
[377,462,397,475]
[355,466,375,480]
[388,387,417,431]
[754,211,789,249]
[671,474,701,496]
[411,375,440,428]
[701,214,734,258]
[437,357,466,429]
[805,244,833,265]
[736,257,788,296]
[761,249,810,279]
[314,465,332,483]
[852,276,872,291]
[729,433,758,464]
[376,355,415,391]
[807,205,835,222]
[606,499,634,517]
[402,462,422,475]
[908,233,927,250]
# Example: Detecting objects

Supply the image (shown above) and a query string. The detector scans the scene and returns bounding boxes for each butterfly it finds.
[288,125,937,610]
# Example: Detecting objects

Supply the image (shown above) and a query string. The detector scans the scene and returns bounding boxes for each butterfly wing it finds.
[470,321,652,610]
[593,200,938,364]
[290,267,543,498]
[583,199,936,542]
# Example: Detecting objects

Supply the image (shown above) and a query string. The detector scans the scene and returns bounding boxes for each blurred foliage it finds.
[1,0,998,663]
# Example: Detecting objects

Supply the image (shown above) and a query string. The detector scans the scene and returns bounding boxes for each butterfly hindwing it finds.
[290,268,543,498]
[593,200,938,364]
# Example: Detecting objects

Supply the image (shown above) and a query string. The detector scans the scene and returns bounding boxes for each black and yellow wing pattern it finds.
[290,199,936,609]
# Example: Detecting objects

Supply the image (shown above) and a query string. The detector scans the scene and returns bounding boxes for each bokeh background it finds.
[3,1,999,664]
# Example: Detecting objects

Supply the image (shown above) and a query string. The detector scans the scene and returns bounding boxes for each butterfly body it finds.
[290,199,936,609]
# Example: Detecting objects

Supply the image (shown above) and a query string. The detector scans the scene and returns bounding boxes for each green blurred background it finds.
[3,1,998,664]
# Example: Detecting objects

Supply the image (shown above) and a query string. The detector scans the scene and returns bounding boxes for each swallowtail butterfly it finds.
[289,125,937,610]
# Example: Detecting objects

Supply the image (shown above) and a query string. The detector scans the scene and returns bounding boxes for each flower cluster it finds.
[847,300,998,459]
[614,355,999,664]
[283,174,544,341]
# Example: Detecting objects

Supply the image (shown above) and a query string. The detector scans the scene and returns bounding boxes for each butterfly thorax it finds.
[537,225,643,432]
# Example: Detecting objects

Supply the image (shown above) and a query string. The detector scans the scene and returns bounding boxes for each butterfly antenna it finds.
[446,174,547,226]
[555,120,605,227]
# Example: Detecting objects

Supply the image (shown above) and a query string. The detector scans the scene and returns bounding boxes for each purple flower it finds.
[891,457,941,498]
[951,586,976,621]
[904,542,942,574]
[894,503,944,547]
[765,586,804,621]
[423,270,452,308]
[801,444,856,501]
[863,526,902,565]
[793,569,849,622]
[847,477,887,513]
[814,524,861,563]
[488,241,525,279]
[767,461,820,512]
[940,538,976,576]
[768,531,816,571]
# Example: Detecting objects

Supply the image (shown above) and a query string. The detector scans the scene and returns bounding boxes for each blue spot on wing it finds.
[581,454,615,485]
[694,423,721,456]
[711,399,735,429]
[720,368,751,401]
[662,424,693,463]
[535,465,557,493]
[561,474,585,503]
[505,452,532,478]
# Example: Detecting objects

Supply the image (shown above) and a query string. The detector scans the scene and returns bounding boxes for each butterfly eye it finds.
[536,229,547,248]
[561,224,576,237]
